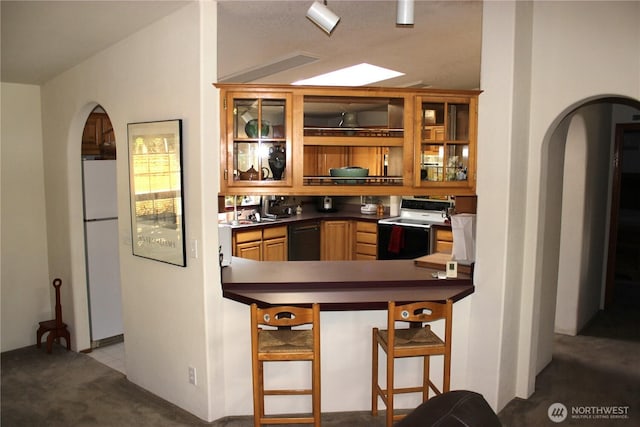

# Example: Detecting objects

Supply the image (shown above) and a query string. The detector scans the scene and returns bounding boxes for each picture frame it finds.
[127,119,186,266]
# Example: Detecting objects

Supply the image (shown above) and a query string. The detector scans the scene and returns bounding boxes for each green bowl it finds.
[245,119,270,138]
[330,166,369,184]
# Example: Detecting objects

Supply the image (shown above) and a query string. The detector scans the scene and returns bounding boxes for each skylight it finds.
[292,63,405,86]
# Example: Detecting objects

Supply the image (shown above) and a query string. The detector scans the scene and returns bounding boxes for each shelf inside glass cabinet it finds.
[303,175,403,186]
[303,127,403,138]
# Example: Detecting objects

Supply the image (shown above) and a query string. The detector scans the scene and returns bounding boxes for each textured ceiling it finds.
[217,0,482,89]
[1,0,482,89]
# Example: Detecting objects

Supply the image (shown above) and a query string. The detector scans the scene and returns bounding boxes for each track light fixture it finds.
[396,0,414,26]
[307,1,340,35]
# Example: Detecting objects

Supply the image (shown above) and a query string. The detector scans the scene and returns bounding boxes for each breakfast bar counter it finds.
[221,257,474,310]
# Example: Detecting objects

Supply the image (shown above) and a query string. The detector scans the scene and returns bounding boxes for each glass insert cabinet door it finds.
[417,98,472,185]
[227,93,291,186]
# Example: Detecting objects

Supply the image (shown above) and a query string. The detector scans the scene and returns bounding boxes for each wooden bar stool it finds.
[372,300,453,427]
[250,303,321,427]
[36,278,71,353]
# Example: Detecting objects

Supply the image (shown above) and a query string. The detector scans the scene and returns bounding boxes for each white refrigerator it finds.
[83,159,123,342]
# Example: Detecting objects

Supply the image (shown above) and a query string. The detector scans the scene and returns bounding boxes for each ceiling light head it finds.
[396,0,414,26]
[307,1,340,35]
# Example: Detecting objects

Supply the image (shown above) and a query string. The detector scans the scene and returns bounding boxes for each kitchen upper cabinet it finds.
[301,93,406,191]
[82,112,115,159]
[303,146,384,177]
[215,84,479,196]
[415,95,477,192]
[321,220,352,261]
[220,90,293,189]
[303,146,348,177]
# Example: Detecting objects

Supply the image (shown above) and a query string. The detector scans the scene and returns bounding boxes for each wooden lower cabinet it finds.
[354,221,378,260]
[263,226,288,261]
[432,225,453,254]
[233,226,288,261]
[321,220,352,260]
[235,240,262,260]
[233,220,379,262]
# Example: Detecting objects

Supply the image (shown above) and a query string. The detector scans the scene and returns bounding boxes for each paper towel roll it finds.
[451,214,476,263]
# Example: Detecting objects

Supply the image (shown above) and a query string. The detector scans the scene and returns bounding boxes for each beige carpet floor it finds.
[2,305,638,426]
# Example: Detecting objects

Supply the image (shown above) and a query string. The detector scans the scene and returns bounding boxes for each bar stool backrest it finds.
[254,305,316,329]
[391,301,449,325]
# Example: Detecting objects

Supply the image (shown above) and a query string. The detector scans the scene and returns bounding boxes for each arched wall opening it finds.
[80,105,124,349]
[64,102,123,352]
[533,96,640,376]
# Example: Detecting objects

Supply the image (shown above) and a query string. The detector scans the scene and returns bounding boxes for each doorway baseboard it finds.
[91,334,124,349]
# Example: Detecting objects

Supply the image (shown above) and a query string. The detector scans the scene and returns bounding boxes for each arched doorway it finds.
[535,97,640,373]
[81,106,124,357]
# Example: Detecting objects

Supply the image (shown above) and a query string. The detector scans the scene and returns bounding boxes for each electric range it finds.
[377,198,452,259]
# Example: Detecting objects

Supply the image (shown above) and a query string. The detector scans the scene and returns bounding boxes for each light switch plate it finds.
[190,239,198,259]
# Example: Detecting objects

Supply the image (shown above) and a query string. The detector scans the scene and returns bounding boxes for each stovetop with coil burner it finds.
[378,198,452,229]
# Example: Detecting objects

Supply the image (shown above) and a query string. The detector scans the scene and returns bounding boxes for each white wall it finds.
[556,104,613,335]
[1,83,51,352]
[39,2,219,421]
[556,114,588,335]
[475,0,640,411]
[515,0,640,401]
[467,0,526,410]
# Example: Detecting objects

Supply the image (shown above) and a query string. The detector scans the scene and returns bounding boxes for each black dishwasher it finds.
[288,221,321,261]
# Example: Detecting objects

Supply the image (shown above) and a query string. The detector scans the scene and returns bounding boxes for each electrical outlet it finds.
[188,366,197,385]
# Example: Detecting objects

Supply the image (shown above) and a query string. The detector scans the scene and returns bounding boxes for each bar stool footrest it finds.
[264,388,313,396]
[259,416,316,424]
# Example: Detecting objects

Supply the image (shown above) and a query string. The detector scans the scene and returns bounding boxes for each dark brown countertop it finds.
[221,257,474,310]
[220,205,386,230]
